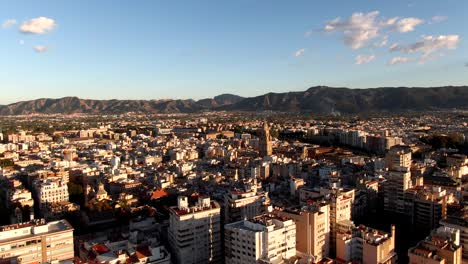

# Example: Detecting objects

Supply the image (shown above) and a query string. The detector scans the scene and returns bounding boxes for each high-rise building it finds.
[274,202,330,262]
[0,219,74,263]
[326,188,355,257]
[224,186,270,224]
[384,168,412,214]
[405,187,454,231]
[385,145,412,171]
[408,226,462,264]
[336,225,397,264]
[258,122,272,157]
[168,196,221,264]
[224,215,296,264]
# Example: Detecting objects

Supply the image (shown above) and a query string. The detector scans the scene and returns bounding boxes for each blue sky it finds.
[0,0,467,104]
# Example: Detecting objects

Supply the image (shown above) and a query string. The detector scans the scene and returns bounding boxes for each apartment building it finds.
[274,202,330,262]
[224,215,296,264]
[33,178,69,208]
[408,226,462,264]
[0,219,74,264]
[336,225,397,264]
[224,186,270,224]
[168,196,221,264]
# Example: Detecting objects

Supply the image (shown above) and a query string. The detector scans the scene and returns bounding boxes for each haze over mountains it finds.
[1,86,467,115]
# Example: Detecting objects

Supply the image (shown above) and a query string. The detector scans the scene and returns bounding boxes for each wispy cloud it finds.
[387,56,410,65]
[323,11,425,49]
[2,19,17,29]
[389,35,459,63]
[392,35,459,56]
[20,17,56,34]
[33,45,49,53]
[294,48,305,57]
[391,17,424,33]
[431,16,448,23]
[355,54,375,65]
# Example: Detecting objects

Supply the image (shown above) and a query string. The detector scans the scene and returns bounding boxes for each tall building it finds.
[224,215,296,264]
[326,188,355,257]
[274,202,330,262]
[385,145,412,171]
[405,187,454,231]
[0,219,74,263]
[168,196,221,264]
[384,168,412,214]
[224,186,270,224]
[408,226,462,264]
[336,225,397,264]
[258,122,272,157]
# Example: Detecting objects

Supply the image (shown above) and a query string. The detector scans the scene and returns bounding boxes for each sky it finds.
[1,0,467,104]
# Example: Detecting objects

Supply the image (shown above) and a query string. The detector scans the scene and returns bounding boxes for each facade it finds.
[33,178,69,208]
[224,215,296,264]
[326,188,354,257]
[258,122,272,157]
[408,226,462,264]
[405,187,454,231]
[384,169,412,214]
[275,202,330,262]
[385,145,412,171]
[168,196,221,264]
[0,219,74,264]
[336,225,397,264]
[224,187,270,224]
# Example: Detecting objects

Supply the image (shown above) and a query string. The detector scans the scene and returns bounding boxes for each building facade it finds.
[168,196,221,264]
[0,219,74,264]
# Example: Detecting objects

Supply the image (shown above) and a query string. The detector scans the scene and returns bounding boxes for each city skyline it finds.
[1,0,467,104]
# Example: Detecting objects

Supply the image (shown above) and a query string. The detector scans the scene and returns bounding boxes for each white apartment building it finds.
[0,219,74,264]
[33,178,69,208]
[168,196,221,264]
[224,186,270,224]
[225,215,296,264]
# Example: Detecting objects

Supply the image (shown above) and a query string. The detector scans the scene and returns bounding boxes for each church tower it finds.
[258,122,272,157]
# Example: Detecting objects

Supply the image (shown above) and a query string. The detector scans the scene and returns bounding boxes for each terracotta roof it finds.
[150,189,168,200]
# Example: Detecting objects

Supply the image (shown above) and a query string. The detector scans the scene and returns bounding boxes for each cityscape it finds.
[1,1,468,264]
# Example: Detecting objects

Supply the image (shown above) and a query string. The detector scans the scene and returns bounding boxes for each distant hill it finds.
[221,86,468,113]
[196,94,244,108]
[0,86,467,115]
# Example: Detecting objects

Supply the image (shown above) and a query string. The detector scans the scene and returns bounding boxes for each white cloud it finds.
[400,35,459,56]
[374,35,388,47]
[389,43,400,51]
[355,54,375,65]
[294,48,305,57]
[324,11,381,49]
[431,16,448,23]
[19,39,25,45]
[324,11,425,49]
[392,17,424,33]
[2,19,17,28]
[33,45,49,53]
[20,17,56,34]
[387,56,410,65]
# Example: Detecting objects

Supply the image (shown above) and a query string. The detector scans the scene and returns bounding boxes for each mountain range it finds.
[0,86,467,115]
